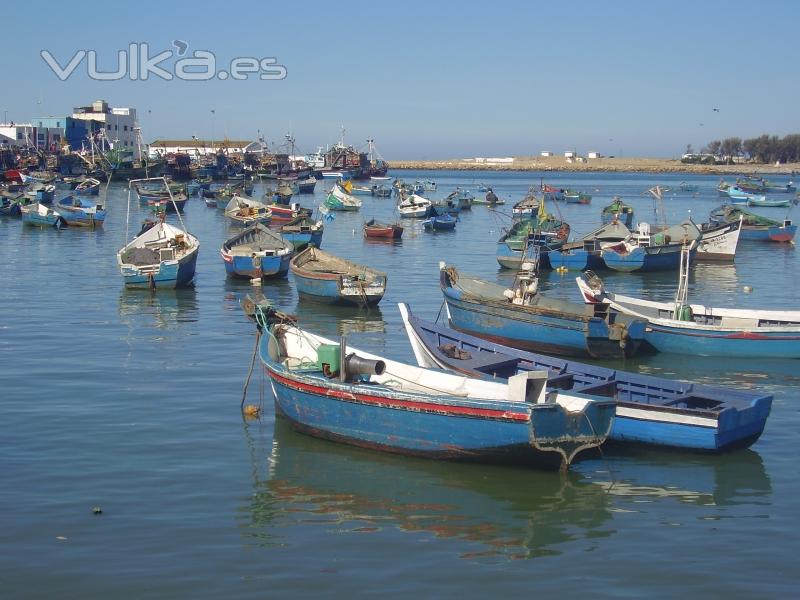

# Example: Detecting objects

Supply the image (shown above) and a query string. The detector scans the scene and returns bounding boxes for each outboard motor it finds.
[339,336,385,382]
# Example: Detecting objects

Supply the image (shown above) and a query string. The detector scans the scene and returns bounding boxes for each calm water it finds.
[2,170,798,598]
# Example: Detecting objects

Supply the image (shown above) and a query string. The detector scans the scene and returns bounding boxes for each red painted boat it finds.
[267,202,312,222]
[4,169,24,183]
[364,219,403,239]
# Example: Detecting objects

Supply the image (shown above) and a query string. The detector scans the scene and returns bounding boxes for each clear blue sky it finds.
[3,1,799,159]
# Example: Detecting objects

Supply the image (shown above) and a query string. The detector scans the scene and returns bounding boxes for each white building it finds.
[71,100,140,157]
[588,151,602,159]
[540,151,553,157]
[564,151,577,158]
[148,139,260,158]
[0,122,64,150]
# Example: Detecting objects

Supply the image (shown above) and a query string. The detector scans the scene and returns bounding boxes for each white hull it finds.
[696,217,742,261]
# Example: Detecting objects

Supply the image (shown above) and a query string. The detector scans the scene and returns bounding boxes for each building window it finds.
[124,125,128,131]
[53,134,60,141]
[57,122,61,127]
[17,132,23,140]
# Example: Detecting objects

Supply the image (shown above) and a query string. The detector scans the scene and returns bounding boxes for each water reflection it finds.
[117,287,199,329]
[297,303,386,337]
[584,447,771,507]
[240,419,613,560]
[223,276,296,313]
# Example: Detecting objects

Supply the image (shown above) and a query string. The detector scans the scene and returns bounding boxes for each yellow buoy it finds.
[243,405,262,418]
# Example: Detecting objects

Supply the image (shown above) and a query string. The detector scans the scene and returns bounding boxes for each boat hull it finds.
[442,285,643,359]
[293,271,385,307]
[223,252,290,279]
[121,248,198,289]
[282,230,323,250]
[399,304,773,452]
[602,244,690,272]
[740,225,797,242]
[263,357,612,470]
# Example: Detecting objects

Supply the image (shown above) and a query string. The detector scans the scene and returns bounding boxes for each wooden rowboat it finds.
[290,247,387,307]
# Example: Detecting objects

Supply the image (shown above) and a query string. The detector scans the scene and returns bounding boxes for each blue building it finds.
[34,116,104,151]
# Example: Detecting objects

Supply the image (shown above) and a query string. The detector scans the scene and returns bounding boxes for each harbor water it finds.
[2,170,798,598]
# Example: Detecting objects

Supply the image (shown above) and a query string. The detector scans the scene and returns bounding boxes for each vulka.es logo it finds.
[40,41,287,81]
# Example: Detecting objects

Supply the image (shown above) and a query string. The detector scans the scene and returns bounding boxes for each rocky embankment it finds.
[387,156,800,175]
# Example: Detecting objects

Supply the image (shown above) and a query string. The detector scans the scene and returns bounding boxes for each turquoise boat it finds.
[20,203,67,228]
[56,195,106,227]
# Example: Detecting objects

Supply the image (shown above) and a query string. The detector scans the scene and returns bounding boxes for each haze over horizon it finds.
[3,1,798,160]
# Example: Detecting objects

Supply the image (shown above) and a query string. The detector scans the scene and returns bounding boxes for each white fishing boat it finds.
[398,194,432,218]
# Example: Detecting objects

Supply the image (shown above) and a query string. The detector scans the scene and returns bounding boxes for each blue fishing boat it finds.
[564,190,591,204]
[186,180,201,196]
[25,183,56,204]
[147,192,189,213]
[117,219,199,289]
[398,303,773,452]
[601,197,634,228]
[600,221,701,272]
[290,247,387,307]
[370,184,392,197]
[243,299,616,469]
[422,209,457,231]
[221,224,293,279]
[541,184,565,202]
[727,186,764,204]
[576,252,800,358]
[75,177,101,196]
[440,262,646,359]
[546,221,630,271]
[0,193,23,216]
[56,195,106,227]
[280,216,324,250]
[20,203,67,228]
[709,205,796,242]
[297,177,317,194]
[495,213,570,270]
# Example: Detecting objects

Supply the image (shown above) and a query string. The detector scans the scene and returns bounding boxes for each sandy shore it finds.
[387,156,800,175]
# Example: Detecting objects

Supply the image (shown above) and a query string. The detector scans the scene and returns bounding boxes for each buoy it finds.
[743,285,753,293]
[92,507,103,515]
[243,404,261,418]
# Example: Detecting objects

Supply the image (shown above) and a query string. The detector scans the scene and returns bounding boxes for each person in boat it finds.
[485,188,498,205]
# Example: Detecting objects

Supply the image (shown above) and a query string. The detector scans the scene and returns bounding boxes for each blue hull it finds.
[282,231,323,250]
[602,244,690,272]
[224,254,290,279]
[601,212,633,228]
[547,249,606,271]
[22,213,66,228]
[122,250,198,289]
[262,350,613,469]
[740,225,797,242]
[401,306,773,451]
[293,272,383,306]
[442,285,645,359]
[641,325,800,358]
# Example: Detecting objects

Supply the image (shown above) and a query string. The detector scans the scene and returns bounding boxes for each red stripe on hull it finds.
[268,367,530,423]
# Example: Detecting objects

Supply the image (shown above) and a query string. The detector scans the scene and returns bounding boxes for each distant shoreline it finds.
[386,156,800,176]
